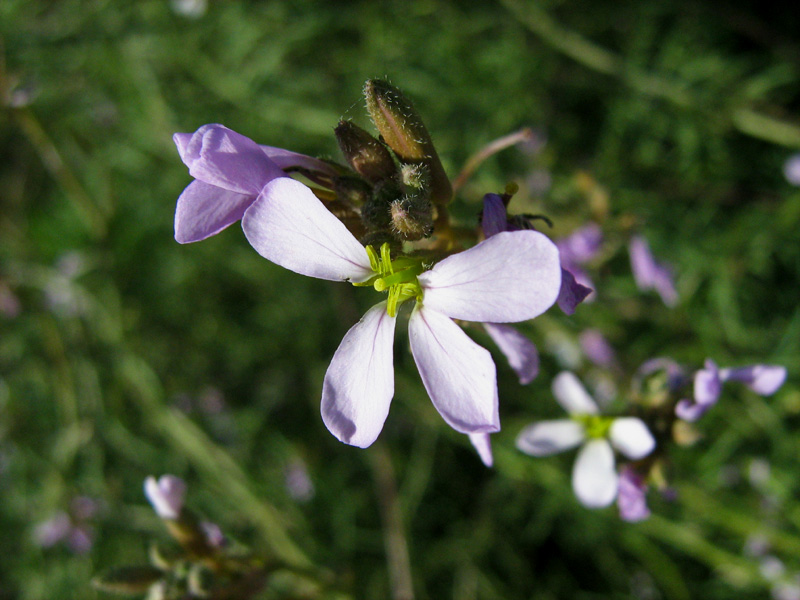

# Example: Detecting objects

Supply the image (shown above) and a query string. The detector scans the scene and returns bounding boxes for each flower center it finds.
[575,414,614,440]
[354,243,424,317]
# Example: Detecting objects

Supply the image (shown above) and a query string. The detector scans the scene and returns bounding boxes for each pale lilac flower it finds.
[617,467,650,522]
[784,154,800,186]
[628,235,678,307]
[482,194,590,315]
[241,179,562,447]
[144,475,186,520]
[469,433,494,467]
[676,359,787,422]
[200,522,227,548]
[516,372,655,508]
[579,329,617,369]
[173,124,336,243]
[33,502,96,554]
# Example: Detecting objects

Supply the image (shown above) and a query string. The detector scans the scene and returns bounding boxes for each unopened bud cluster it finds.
[332,80,450,248]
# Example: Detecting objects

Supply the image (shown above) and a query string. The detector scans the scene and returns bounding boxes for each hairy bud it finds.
[333,175,372,207]
[364,79,452,205]
[391,195,434,241]
[335,120,398,183]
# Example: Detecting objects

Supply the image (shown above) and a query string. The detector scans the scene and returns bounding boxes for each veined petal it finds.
[321,302,396,448]
[418,230,561,323]
[721,365,787,396]
[516,420,585,456]
[408,306,499,434]
[552,371,598,415]
[177,124,284,195]
[572,439,618,508]
[483,323,539,384]
[174,181,254,243]
[609,418,655,459]
[469,433,494,467]
[260,145,340,177]
[481,193,508,238]
[242,178,374,282]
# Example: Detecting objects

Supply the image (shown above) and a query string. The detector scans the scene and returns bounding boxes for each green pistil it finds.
[356,243,423,317]
[575,414,614,439]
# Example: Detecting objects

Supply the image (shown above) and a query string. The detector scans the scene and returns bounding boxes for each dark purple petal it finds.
[617,468,650,522]
[174,181,255,243]
[483,323,539,384]
[721,365,787,396]
[481,194,508,238]
[557,268,592,315]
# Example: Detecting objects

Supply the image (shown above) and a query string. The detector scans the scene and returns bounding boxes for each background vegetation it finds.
[1,0,798,598]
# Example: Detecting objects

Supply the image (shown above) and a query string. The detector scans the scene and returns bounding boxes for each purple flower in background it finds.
[628,235,678,307]
[676,359,787,422]
[173,124,337,243]
[33,496,99,554]
[144,475,186,520]
[579,329,617,369]
[617,467,651,522]
[241,179,561,447]
[516,372,656,508]
[556,223,602,303]
[783,154,800,186]
[482,323,540,385]
[483,194,591,315]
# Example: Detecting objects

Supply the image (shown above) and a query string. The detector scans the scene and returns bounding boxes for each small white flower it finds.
[144,475,186,520]
[516,372,655,508]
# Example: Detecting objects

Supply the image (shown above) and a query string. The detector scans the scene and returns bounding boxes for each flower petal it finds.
[617,467,650,522]
[144,475,186,520]
[721,365,787,396]
[516,420,585,456]
[694,359,721,406]
[557,223,602,264]
[557,268,592,315]
[572,439,618,508]
[174,181,254,243]
[418,230,561,323]
[242,178,374,282]
[482,323,539,384]
[552,371,598,415]
[260,145,340,177]
[629,235,678,307]
[481,193,508,238]
[609,418,655,459]
[321,302,396,448]
[469,433,494,467]
[675,398,707,422]
[176,124,284,195]
[408,306,499,434]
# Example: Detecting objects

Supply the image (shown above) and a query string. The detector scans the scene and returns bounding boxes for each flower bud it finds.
[364,79,452,205]
[361,179,402,231]
[335,120,398,183]
[390,195,434,241]
[333,175,372,207]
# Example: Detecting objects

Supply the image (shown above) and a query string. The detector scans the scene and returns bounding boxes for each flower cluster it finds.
[169,79,790,526]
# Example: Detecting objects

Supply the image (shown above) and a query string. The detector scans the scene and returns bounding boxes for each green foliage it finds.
[1,1,798,599]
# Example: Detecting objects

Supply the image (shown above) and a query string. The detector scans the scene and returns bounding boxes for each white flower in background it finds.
[516,371,656,508]
[144,475,186,520]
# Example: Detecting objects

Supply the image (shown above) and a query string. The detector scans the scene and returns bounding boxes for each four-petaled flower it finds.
[240,178,562,447]
[676,359,787,421]
[516,371,656,508]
